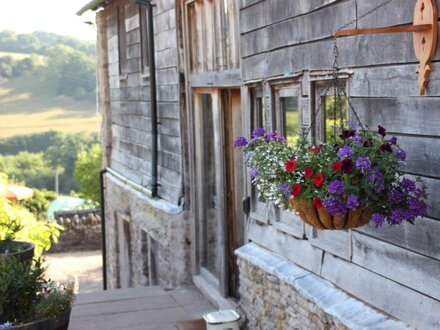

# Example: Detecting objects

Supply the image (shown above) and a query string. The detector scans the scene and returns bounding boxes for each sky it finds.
[0,0,97,41]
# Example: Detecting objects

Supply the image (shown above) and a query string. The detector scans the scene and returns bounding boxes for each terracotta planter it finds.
[9,308,71,330]
[289,198,371,229]
[0,240,34,263]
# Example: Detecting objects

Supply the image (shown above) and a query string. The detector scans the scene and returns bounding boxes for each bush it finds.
[0,197,62,257]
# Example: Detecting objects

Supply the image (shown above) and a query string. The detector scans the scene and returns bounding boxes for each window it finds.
[185,0,239,73]
[251,88,265,133]
[273,86,300,144]
[314,83,348,144]
[118,6,127,76]
[139,5,150,74]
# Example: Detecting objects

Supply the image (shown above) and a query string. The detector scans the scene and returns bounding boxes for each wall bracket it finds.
[335,0,438,95]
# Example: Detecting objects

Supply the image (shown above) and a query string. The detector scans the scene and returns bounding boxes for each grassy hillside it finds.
[0,74,100,138]
[0,51,45,62]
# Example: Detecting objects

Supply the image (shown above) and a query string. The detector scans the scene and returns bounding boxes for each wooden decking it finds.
[69,286,215,330]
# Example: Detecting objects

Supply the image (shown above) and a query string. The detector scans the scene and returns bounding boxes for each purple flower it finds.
[233,136,247,148]
[252,127,265,137]
[388,208,407,225]
[407,197,427,218]
[395,148,407,161]
[367,169,385,192]
[372,213,385,227]
[387,188,403,204]
[273,132,287,143]
[389,136,397,145]
[328,180,345,195]
[349,134,363,145]
[355,156,372,173]
[278,183,290,197]
[337,145,352,160]
[346,195,360,210]
[400,178,416,192]
[249,168,259,177]
[323,196,347,217]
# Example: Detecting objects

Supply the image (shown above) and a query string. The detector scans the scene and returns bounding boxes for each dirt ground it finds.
[43,250,103,293]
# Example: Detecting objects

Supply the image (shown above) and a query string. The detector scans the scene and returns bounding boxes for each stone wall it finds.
[104,175,191,290]
[236,243,409,330]
[49,209,102,253]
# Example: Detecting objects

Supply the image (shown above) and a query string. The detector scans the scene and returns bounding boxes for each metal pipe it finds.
[99,168,108,290]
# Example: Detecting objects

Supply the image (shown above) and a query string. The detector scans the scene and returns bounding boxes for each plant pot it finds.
[0,240,34,263]
[289,198,371,229]
[9,308,71,330]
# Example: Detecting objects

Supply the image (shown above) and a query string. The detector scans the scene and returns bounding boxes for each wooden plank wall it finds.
[105,0,182,203]
[239,0,440,329]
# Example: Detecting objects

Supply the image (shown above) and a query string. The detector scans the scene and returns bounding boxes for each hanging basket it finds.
[289,197,372,230]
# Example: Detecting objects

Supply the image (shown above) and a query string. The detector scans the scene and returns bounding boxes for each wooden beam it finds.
[334,24,431,37]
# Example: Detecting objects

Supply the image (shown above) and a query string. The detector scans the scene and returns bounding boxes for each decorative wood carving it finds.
[335,0,438,95]
[413,0,437,95]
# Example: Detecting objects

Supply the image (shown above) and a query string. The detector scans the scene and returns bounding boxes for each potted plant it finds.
[0,256,75,330]
[0,197,62,261]
[234,125,428,229]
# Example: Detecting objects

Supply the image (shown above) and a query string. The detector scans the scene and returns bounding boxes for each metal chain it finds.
[303,0,394,140]
[336,0,394,32]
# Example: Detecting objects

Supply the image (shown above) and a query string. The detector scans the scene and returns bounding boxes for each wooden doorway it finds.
[193,88,241,298]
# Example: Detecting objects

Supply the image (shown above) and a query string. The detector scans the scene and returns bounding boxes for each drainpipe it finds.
[136,0,159,197]
[99,168,108,290]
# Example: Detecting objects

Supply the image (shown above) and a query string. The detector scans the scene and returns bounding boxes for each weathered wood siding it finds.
[239,1,440,329]
[104,0,182,203]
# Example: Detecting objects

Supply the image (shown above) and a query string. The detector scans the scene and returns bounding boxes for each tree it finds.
[0,152,53,190]
[74,144,102,203]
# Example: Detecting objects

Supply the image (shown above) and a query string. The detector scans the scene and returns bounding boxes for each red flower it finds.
[312,197,323,209]
[291,184,302,197]
[378,125,387,137]
[342,159,353,173]
[311,148,320,154]
[304,166,314,179]
[380,143,392,152]
[313,173,324,187]
[332,161,343,173]
[285,160,297,172]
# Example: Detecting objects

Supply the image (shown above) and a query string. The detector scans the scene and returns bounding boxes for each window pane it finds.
[282,96,299,144]
[251,96,265,132]
[200,94,219,278]
[140,6,149,72]
[323,95,347,142]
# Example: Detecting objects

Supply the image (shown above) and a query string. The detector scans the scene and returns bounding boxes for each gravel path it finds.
[43,250,103,293]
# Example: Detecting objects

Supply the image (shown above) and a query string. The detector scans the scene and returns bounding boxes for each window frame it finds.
[117,5,128,77]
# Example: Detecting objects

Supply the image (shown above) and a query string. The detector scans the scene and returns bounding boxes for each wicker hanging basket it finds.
[289,197,372,230]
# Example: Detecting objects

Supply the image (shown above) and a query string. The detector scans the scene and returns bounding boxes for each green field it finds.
[0,74,100,138]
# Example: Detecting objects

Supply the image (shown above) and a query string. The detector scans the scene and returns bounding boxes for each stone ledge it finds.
[235,243,409,330]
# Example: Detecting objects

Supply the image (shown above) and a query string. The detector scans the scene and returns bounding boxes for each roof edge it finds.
[77,0,108,16]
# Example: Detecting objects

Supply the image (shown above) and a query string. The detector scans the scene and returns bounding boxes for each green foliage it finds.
[0,257,45,324]
[74,144,102,203]
[0,54,39,78]
[0,131,64,155]
[0,197,62,257]
[0,256,75,325]
[0,152,54,190]
[0,132,99,194]
[41,45,96,101]
[0,30,95,56]
[20,189,58,220]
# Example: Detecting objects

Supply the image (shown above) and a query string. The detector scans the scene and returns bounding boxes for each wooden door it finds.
[193,88,241,298]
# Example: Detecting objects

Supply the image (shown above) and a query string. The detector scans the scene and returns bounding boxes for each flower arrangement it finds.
[234,125,428,229]
[0,256,76,329]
